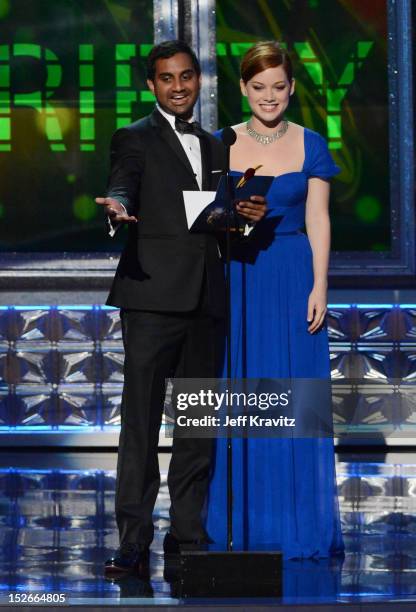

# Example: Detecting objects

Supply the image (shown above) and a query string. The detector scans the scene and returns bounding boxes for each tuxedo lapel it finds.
[199,133,212,191]
[150,109,198,185]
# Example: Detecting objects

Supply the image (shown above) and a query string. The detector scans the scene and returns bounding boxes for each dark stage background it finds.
[0,0,154,252]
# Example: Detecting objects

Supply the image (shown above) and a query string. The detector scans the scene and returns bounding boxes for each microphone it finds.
[221,126,237,148]
[221,127,237,178]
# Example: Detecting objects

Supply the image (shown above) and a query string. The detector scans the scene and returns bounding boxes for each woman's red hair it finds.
[240,41,293,83]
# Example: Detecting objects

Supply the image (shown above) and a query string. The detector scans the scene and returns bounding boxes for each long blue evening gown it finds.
[206,127,344,560]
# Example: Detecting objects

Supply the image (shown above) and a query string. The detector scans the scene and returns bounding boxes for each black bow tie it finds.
[175,117,203,136]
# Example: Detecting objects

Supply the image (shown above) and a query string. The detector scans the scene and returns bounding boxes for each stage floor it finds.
[0,450,416,608]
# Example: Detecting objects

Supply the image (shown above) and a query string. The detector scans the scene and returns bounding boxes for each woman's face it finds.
[241,65,294,124]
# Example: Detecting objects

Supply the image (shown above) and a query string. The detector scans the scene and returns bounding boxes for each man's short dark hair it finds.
[147,40,201,81]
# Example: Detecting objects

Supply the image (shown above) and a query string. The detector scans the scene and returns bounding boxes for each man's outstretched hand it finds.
[95,197,138,224]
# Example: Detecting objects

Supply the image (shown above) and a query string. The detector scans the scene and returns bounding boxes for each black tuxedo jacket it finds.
[105,109,227,316]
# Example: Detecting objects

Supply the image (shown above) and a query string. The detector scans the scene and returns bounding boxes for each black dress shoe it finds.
[104,543,150,574]
[163,531,181,555]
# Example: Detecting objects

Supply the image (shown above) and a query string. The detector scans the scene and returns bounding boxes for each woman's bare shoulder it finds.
[287,121,305,135]
[232,122,248,134]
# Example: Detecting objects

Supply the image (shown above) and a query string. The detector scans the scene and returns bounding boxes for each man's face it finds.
[147,52,201,119]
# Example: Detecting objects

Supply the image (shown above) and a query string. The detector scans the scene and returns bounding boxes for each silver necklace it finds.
[246,118,289,145]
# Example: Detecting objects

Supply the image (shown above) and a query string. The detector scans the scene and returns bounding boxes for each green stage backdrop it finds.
[0,0,389,253]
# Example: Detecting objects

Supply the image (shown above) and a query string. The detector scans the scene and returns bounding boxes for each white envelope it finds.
[183,190,216,229]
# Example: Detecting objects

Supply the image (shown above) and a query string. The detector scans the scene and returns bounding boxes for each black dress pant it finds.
[115,294,224,548]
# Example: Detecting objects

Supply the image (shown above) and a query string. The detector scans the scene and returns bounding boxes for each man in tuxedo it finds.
[96,40,266,573]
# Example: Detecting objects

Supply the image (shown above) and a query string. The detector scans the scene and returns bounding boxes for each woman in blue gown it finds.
[206,42,344,560]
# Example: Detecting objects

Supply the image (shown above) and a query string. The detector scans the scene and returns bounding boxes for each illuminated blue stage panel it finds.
[0,453,416,606]
[0,304,416,443]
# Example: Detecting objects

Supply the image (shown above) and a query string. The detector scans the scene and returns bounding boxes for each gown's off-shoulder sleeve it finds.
[304,129,340,180]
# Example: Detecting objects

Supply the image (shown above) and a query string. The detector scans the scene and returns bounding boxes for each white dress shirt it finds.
[156,104,202,190]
